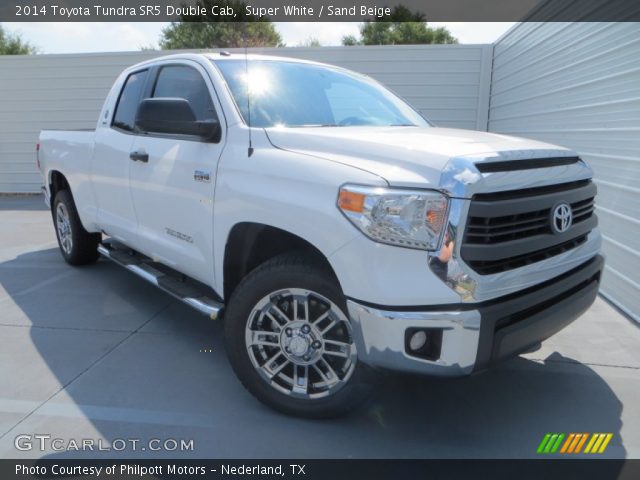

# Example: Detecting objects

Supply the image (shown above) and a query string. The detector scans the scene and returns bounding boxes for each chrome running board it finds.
[97,241,223,320]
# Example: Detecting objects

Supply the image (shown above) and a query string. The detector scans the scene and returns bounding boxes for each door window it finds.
[153,65,218,123]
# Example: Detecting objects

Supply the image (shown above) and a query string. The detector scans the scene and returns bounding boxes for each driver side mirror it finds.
[135,98,221,142]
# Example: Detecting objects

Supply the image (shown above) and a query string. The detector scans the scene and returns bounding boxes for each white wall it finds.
[489,22,640,321]
[0,44,492,193]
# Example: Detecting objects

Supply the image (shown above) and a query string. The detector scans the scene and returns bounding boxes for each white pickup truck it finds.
[38,53,603,417]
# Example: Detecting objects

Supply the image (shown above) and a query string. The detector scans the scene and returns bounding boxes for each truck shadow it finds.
[0,247,625,460]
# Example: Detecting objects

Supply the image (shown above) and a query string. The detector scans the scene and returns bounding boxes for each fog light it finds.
[409,331,428,351]
[404,328,443,361]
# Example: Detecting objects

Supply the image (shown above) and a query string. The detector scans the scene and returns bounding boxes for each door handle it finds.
[129,151,149,163]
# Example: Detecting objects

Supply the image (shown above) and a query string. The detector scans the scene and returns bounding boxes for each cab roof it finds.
[123,52,354,80]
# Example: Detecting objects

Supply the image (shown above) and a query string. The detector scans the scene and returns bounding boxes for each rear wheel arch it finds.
[222,222,340,302]
[49,170,70,207]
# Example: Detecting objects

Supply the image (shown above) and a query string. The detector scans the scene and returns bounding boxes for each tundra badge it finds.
[194,170,211,183]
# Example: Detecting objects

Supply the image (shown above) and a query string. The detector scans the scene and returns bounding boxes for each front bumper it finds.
[347,254,603,376]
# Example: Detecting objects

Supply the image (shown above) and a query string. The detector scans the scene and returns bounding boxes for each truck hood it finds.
[265,126,573,188]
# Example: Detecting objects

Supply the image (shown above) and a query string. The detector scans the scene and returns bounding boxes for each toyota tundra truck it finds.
[38,53,603,418]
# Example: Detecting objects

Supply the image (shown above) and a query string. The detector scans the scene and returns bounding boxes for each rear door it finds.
[92,69,149,243]
[128,60,226,284]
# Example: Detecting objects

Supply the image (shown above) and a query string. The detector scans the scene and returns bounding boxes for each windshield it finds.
[213,59,430,128]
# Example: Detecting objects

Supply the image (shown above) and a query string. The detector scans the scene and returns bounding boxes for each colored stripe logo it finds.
[537,433,612,454]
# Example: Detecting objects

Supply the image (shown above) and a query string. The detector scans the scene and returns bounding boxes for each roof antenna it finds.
[244,39,254,157]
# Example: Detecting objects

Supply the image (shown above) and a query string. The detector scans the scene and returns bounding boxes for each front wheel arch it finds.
[222,222,341,302]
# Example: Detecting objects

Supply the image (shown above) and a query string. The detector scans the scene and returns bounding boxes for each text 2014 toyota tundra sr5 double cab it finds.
[38,53,603,417]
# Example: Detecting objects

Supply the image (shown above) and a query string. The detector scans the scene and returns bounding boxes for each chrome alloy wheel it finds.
[245,288,357,399]
[56,203,73,255]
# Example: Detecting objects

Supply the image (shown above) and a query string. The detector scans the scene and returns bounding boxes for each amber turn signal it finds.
[338,190,366,213]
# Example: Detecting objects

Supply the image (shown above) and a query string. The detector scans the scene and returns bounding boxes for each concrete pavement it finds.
[0,195,638,459]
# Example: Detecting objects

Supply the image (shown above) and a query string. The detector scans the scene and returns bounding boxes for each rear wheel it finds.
[53,189,100,265]
[224,253,373,418]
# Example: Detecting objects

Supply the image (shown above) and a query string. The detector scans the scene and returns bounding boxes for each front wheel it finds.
[224,253,373,418]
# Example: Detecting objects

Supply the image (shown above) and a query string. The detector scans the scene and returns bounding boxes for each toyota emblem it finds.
[551,203,573,234]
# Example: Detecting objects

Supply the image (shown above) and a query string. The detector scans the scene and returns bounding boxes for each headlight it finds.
[337,184,448,251]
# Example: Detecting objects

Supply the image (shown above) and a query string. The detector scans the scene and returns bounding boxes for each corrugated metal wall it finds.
[489,22,640,321]
[0,44,492,193]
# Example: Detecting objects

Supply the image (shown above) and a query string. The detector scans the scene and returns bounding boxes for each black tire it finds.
[52,189,101,266]
[224,252,374,418]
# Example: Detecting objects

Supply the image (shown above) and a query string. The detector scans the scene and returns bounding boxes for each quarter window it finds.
[112,70,148,132]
